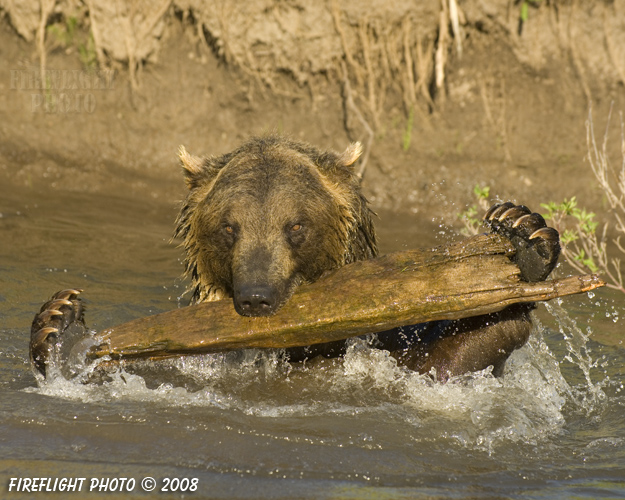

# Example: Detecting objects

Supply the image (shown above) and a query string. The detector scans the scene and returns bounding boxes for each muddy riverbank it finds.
[1,1,624,222]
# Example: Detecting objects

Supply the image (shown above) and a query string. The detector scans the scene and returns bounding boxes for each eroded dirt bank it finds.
[1,1,624,227]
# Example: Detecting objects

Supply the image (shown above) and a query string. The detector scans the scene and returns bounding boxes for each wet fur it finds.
[173,136,560,379]
[174,136,377,308]
[30,137,560,382]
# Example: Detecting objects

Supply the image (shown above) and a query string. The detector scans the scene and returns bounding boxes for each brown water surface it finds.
[1,167,624,500]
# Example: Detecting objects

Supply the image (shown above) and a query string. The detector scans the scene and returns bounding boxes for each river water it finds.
[1,171,624,499]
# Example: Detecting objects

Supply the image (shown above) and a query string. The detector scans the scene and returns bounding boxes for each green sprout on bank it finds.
[458,185,490,236]
[47,15,98,70]
[517,0,542,35]
[47,16,79,47]
[78,33,97,69]
[519,0,542,23]
[402,107,415,152]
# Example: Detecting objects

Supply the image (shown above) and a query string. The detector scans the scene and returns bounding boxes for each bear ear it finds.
[179,145,210,190]
[338,142,363,168]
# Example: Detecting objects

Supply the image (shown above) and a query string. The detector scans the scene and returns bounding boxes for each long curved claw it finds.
[484,202,515,221]
[511,213,534,228]
[30,288,87,380]
[52,288,83,301]
[498,205,531,222]
[30,326,59,347]
[34,309,64,322]
[530,227,559,241]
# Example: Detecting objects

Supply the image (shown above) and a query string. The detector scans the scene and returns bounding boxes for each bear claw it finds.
[53,288,83,301]
[483,202,561,282]
[485,202,515,221]
[529,227,559,241]
[35,309,64,322]
[30,288,86,378]
[498,205,531,222]
[511,213,534,228]
[47,298,73,309]
[31,326,59,344]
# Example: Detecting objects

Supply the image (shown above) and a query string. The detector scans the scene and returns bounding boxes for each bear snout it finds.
[234,283,280,317]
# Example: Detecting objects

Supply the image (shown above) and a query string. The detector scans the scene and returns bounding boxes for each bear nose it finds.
[234,284,278,317]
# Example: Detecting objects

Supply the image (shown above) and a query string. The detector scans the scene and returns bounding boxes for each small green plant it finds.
[458,185,491,236]
[78,33,98,69]
[519,0,541,23]
[541,197,601,274]
[46,16,78,47]
[47,16,98,70]
[473,184,490,202]
[402,107,414,152]
[517,0,542,35]
[47,16,79,47]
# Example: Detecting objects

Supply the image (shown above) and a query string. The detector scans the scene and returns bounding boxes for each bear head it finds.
[174,136,378,317]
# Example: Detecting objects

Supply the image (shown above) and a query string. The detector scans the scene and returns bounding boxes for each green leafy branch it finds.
[542,197,623,293]
[458,185,490,236]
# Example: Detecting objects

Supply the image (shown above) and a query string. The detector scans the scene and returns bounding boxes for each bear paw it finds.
[30,288,84,378]
[483,202,560,282]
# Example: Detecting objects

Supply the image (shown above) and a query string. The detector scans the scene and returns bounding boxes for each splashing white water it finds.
[26,306,612,454]
[542,300,610,414]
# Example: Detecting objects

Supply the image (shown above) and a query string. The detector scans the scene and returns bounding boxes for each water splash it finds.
[25,302,613,455]
[542,300,610,415]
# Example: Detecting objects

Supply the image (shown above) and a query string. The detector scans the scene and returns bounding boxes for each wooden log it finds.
[92,233,604,361]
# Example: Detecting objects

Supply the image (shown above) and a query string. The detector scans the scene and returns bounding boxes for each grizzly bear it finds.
[172,135,560,379]
[30,135,560,381]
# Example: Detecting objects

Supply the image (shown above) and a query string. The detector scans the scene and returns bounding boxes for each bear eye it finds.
[221,223,238,243]
[286,222,306,247]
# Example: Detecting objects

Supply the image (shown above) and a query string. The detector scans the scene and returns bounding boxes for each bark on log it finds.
[92,234,604,361]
